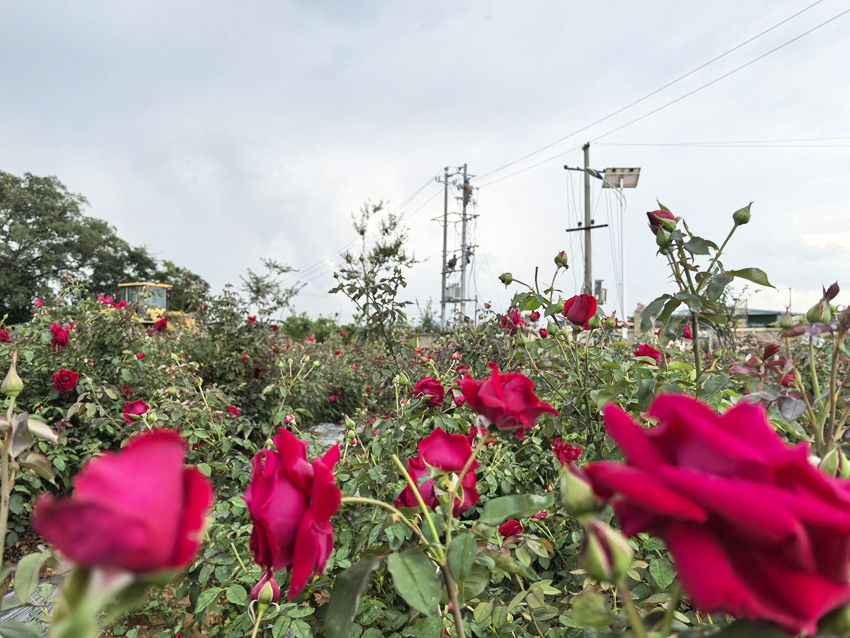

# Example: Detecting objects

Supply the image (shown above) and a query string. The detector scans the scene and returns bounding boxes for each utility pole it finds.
[460,164,470,317]
[439,166,450,329]
[582,143,592,295]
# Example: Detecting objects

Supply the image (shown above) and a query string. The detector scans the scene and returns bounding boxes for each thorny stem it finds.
[696,225,738,296]
[619,581,647,638]
[443,565,466,638]
[826,329,847,450]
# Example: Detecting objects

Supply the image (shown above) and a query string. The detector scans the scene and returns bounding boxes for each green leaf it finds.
[649,557,675,590]
[479,494,554,525]
[447,533,477,584]
[460,563,491,601]
[544,302,563,317]
[194,586,223,614]
[325,556,381,638]
[0,622,40,638]
[707,272,733,302]
[14,551,49,605]
[709,619,790,637]
[640,295,670,333]
[673,292,702,313]
[387,550,441,616]
[570,590,613,628]
[289,619,312,638]
[726,267,774,288]
[225,583,248,606]
[658,298,684,325]
[473,601,493,624]
[698,374,729,401]
[637,379,658,412]
[683,236,711,255]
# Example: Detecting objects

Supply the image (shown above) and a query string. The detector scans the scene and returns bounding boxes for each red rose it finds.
[241,355,249,362]
[35,299,43,307]
[781,374,795,388]
[634,343,661,364]
[271,325,279,332]
[529,310,541,322]
[0,329,10,343]
[682,325,693,340]
[563,294,597,329]
[499,520,523,538]
[334,349,341,356]
[50,322,70,350]
[52,369,79,393]
[584,395,850,635]
[32,429,213,572]
[412,377,445,407]
[251,569,281,604]
[248,315,257,324]
[539,328,548,339]
[532,511,548,520]
[123,399,150,423]
[136,352,146,360]
[553,437,582,464]
[121,385,134,396]
[227,405,239,417]
[244,429,341,599]
[152,317,168,333]
[453,393,467,408]
[460,363,558,437]
[394,427,479,516]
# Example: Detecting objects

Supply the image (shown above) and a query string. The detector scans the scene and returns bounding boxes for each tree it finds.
[0,170,187,322]
[153,260,211,312]
[239,258,304,319]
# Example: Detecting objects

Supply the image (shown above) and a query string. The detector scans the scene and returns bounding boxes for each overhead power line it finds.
[476,0,841,187]
[596,136,850,148]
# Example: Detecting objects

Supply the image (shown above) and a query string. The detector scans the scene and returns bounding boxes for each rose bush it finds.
[244,428,341,599]
[460,362,558,437]
[32,429,214,572]
[584,394,850,635]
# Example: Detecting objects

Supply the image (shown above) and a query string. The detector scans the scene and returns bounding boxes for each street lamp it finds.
[602,167,641,340]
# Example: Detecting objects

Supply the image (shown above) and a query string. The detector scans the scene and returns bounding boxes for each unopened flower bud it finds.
[398,373,409,386]
[647,209,678,234]
[284,414,295,425]
[554,251,569,269]
[732,203,751,226]
[2,351,23,399]
[498,273,513,286]
[778,311,794,330]
[655,227,672,248]
[583,520,633,585]
[251,570,281,609]
[603,316,617,330]
[561,469,602,522]
[820,448,839,477]
[586,315,602,330]
[806,301,831,325]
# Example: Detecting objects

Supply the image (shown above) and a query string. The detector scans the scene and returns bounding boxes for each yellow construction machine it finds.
[117,282,196,330]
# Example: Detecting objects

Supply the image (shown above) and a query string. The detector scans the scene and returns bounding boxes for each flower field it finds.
[2,204,850,638]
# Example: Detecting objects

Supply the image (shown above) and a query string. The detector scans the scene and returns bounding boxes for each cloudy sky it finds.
[2,1,849,325]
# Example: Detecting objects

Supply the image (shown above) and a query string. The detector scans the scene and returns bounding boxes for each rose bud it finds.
[539,328,548,339]
[251,570,281,607]
[586,314,602,330]
[655,226,672,248]
[2,350,23,399]
[561,469,601,522]
[732,203,751,225]
[806,300,832,325]
[779,310,794,330]
[583,520,633,585]
[554,251,569,269]
[647,209,679,234]
[529,310,541,322]
[498,272,513,286]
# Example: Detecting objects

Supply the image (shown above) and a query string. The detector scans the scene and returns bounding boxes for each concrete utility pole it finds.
[583,143,592,295]
[459,164,470,317]
[440,166,450,328]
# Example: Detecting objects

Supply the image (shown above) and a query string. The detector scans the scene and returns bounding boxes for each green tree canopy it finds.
[0,170,208,322]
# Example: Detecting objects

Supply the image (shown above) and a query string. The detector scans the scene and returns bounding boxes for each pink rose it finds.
[683,325,693,340]
[35,298,43,307]
[584,395,850,635]
[33,430,213,572]
[123,399,150,423]
[394,427,479,516]
[532,511,548,520]
[52,369,79,393]
[244,429,341,599]
[499,520,523,538]
[563,294,597,329]
[460,363,558,437]
[412,377,445,407]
